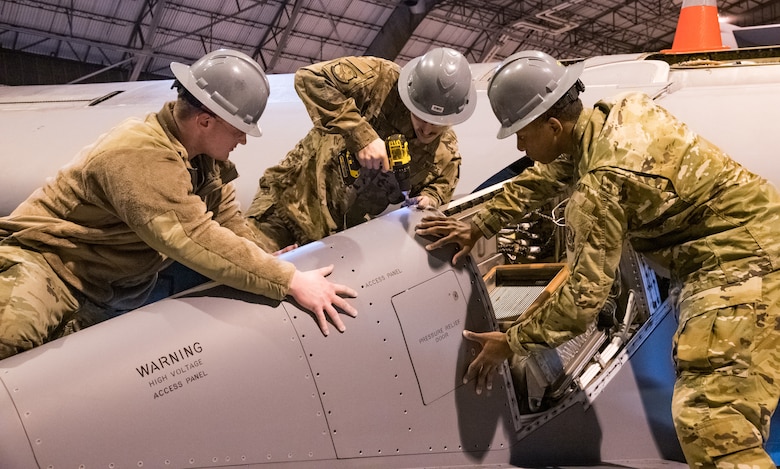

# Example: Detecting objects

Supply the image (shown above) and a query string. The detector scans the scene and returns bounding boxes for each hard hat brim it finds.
[495,59,584,139]
[398,57,478,127]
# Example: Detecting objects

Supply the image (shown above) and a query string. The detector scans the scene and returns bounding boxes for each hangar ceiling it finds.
[1,0,780,85]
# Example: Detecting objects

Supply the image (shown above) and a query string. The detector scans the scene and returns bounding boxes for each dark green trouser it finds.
[247,206,298,254]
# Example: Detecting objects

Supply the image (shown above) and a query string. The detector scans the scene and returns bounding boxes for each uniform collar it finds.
[157,101,188,161]
[571,105,604,165]
[157,101,239,181]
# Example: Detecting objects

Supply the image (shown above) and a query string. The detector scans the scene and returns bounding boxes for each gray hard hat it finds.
[398,47,477,126]
[170,49,270,137]
[488,50,584,139]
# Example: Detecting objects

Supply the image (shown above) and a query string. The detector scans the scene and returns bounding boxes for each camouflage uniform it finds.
[0,103,295,360]
[473,92,780,467]
[246,56,462,251]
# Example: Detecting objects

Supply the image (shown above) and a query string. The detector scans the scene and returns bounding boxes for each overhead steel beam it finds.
[364,0,439,61]
[129,0,168,81]
[67,57,135,84]
[0,23,180,63]
[266,0,304,73]
[253,0,297,72]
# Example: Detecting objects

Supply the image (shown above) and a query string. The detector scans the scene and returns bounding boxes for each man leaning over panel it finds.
[417,50,780,467]
[0,49,358,361]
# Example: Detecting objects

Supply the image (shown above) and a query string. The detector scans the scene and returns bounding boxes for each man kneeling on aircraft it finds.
[416,50,780,468]
[0,49,357,360]
[245,47,476,253]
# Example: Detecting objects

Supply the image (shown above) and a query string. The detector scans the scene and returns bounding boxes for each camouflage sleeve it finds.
[417,131,462,207]
[506,170,627,354]
[472,156,575,239]
[294,57,400,154]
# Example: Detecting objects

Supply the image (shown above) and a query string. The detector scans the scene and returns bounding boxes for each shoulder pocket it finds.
[331,58,376,85]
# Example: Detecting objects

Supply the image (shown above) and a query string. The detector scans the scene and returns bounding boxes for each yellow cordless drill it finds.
[337,134,412,195]
[385,134,411,195]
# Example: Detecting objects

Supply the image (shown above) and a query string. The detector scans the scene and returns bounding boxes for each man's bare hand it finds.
[272,243,298,256]
[415,215,483,265]
[404,194,436,209]
[462,330,514,395]
[288,265,358,336]
[356,138,389,171]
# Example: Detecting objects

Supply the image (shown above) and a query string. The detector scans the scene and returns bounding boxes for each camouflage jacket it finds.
[0,103,295,309]
[472,92,780,354]
[246,56,462,245]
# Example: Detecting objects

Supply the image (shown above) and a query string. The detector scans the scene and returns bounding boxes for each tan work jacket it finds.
[0,103,294,309]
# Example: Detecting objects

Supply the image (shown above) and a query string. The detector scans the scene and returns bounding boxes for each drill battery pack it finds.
[337,149,360,185]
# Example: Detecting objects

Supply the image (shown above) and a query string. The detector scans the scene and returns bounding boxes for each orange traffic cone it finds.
[663,0,728,53]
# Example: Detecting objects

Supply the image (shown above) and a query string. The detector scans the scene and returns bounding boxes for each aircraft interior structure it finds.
[2,46,780,467]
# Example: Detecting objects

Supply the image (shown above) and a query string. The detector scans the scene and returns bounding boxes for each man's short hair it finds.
[172,79,213,119]
[540,97,583,123]
[539,79,584,123]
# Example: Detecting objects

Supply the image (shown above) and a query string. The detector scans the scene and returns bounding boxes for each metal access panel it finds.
[0,295,335,468]
[392,270,470,405]
[271,208,520,462]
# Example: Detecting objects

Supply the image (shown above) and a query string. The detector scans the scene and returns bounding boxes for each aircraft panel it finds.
[0,295,337,467]
[581,59,670,86]
[262,210,519,462]
[0,81,136,109]
[392,270,470,405]
[0,378,37,468]
[449,88,520,199]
